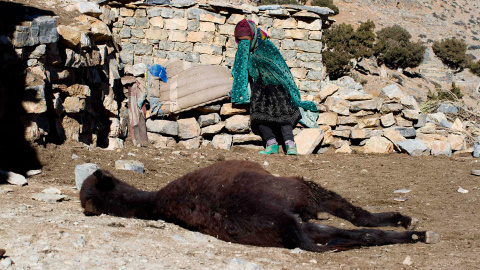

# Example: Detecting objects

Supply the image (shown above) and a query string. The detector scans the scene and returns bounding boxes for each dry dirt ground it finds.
[1,141,480,269]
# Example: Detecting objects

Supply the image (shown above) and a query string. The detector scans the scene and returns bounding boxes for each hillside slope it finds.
[332,0,480,58]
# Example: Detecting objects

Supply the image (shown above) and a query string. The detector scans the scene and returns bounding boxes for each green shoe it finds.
[286,144,298,155]
[259,144,279,155]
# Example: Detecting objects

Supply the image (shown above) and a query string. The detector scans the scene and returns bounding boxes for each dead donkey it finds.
[80,160,439,252]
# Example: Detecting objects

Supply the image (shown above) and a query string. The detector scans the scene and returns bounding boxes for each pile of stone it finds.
[10,2,125,146]
[143,75,477,156]
[312,77,477,156]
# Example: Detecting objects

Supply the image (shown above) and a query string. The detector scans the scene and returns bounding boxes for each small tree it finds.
[432,38,468,71]
[470,60,480,76]
[351,20,375,59]
[374,25,426,69]
[322,21,376,79]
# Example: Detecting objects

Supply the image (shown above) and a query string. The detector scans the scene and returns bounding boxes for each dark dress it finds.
[249,77,301,127]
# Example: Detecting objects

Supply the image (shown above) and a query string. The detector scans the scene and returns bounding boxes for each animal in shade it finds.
[80,160,439,252]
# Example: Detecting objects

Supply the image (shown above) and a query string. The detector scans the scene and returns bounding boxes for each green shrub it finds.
[429,82,463,101]
[374,25,426,69]
[322,49,352,79]
[432,38,468,71]
[470,60,480,76]
[322,21,376,79]
[351,20,375,59]
[311,0,339,15]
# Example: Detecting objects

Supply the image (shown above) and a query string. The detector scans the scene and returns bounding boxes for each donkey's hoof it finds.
[425,231,440,244]
[407,217,420,230]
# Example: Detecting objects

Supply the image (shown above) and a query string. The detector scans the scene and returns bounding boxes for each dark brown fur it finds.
[80,160,439,252]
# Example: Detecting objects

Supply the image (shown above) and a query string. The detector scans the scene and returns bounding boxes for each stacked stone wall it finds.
[111,2,328,93]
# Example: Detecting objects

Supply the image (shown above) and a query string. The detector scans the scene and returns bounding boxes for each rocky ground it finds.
[1,141,480,269]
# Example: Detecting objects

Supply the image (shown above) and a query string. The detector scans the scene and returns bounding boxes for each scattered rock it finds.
[394,189,411,194]
[26,169,42,177]
[471,169,480,176]
[74,163,99,190]
[290,248,303,254]
[402,255,412,266]
[32,193,69,202]
[0,170,27,186]
[42,187,62,195]
[0,257,12,268]
[226,258,260,270]
[115,160,145,174]
[76,2,103,17]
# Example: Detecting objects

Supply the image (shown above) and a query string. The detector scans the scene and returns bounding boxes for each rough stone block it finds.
[398,140,429,156]
[225,115,250,133]
[381,84,406,100]
[201,122,225,136]
[147,132,176,148]
[317,112,338,126]
[179,136,203,149]
[431,141,452,157]
[295,128,324,155]
[198,113,221,127]
[324,96,349,116]
[146,119,178,136]
[364,136,395,154]
[75,163,98,189]
[178,118,201,139]
[212,134,233,150]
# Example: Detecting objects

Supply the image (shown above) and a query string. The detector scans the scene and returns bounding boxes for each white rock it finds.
[457,187,469,194]
[0,170,27,186]
[115,160,145,174]
[42,187,62,195]
[402,256,412,266]
[26,169,42,177]
[394,189,411,194]
[32,193,69,202]
[76,2,102,17]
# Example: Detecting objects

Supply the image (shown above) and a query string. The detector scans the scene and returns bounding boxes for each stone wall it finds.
[111,2,331,93]
[6,2,125,148]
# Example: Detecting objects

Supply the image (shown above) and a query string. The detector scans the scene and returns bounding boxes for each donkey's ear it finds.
[93,169,115,192]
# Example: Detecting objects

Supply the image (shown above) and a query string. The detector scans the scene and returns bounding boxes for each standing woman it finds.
[231,19,319,155]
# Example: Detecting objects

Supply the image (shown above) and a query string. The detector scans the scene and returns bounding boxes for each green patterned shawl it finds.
[231,39,319,128]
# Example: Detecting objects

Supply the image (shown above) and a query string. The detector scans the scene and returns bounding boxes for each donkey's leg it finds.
[304,182,417,229]
[302,223,440,251]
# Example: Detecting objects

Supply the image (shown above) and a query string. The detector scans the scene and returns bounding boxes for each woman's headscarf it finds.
[234,19,268,51]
